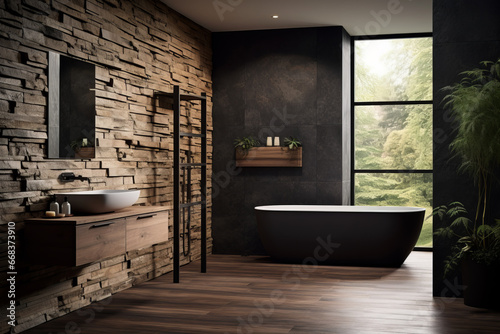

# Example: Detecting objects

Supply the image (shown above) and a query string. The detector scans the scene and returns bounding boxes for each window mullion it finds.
[354,100,433,106]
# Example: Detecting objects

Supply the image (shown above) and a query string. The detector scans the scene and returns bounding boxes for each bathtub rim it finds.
[254,205,426,213]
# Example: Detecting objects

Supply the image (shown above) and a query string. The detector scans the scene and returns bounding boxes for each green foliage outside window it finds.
[354,37,433,247]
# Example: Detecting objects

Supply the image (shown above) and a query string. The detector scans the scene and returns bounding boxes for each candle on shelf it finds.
[266,137,273,146]
[274,136,280,146]
[45,211,56,217]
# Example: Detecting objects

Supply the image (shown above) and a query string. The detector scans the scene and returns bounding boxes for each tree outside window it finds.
[354,36,433,248]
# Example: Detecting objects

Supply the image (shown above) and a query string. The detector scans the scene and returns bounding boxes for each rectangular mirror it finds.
[48,52,96,159]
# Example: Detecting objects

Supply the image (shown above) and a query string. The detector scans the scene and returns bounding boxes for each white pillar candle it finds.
[274,136,280,146]
[266,137,273,146]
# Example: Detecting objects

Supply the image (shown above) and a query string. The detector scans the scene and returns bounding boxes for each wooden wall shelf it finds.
[235,147,302,167]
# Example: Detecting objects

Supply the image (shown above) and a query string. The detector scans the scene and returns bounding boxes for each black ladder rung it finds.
[180,93,206,101]
[154,92,206,101]
[180,163,207,167]
[180,132,205,138]
[180,201,205,208]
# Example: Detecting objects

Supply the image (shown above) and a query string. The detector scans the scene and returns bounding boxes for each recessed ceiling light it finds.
[272,15,279,19]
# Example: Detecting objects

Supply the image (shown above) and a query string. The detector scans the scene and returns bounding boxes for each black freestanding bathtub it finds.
[255,205,425,267]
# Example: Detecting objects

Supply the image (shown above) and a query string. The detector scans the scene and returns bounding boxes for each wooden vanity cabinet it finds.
[126,211,168,251]
[25,206,168,267]
[76,218,126,266]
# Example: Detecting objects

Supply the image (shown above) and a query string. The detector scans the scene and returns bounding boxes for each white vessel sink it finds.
[56,190,140,214]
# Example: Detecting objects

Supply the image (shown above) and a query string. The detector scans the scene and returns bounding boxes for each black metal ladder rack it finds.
[154,86,207,283]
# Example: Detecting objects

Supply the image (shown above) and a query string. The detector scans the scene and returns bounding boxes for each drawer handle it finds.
[137,214,157,220]
[90,222,114,228]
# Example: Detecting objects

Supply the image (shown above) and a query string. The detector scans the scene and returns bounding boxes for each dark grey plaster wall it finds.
[212,27,351,255]
[433,0,500,296]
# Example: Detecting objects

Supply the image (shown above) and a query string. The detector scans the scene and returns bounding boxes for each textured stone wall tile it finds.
[0,0,211,331]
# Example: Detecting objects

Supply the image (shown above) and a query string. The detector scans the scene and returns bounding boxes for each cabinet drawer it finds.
[76,219,126,266]
[126,211,168,251]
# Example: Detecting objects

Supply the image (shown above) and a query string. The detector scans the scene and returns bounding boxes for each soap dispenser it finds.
[49,195,60,214]
[61,196,71,215]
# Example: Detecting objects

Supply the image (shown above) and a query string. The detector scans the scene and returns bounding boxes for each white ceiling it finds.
[160,0,432,35]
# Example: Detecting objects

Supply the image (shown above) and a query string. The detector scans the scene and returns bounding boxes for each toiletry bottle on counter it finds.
[61,196,71,215]
[49,195,60,214]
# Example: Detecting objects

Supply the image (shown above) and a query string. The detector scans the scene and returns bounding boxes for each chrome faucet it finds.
[59,172,89,182]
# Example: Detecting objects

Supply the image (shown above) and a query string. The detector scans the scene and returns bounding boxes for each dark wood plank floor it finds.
[24,252,500,334]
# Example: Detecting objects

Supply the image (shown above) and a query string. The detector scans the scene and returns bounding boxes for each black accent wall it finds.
[433,0,500,296]
[212,27,351,255]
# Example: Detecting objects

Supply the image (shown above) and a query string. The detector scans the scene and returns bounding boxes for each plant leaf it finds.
[450,216,472,229]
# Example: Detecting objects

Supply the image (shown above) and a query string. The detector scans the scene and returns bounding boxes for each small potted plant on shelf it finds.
[433,58,500,308]
[70,137,95,159]
[234,136,260,154]
[234,136,259,166]
[283,137,302,150]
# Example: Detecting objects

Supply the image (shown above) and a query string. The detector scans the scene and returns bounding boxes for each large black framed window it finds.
[352,34,433,248]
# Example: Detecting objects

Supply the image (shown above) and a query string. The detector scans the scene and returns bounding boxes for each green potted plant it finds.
[70,137,95,159]
[233,136,260,154]
[434,58,500,308]
[283,137,302,150]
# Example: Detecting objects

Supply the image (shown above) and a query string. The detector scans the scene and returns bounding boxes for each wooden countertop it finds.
[25,206,169,225]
